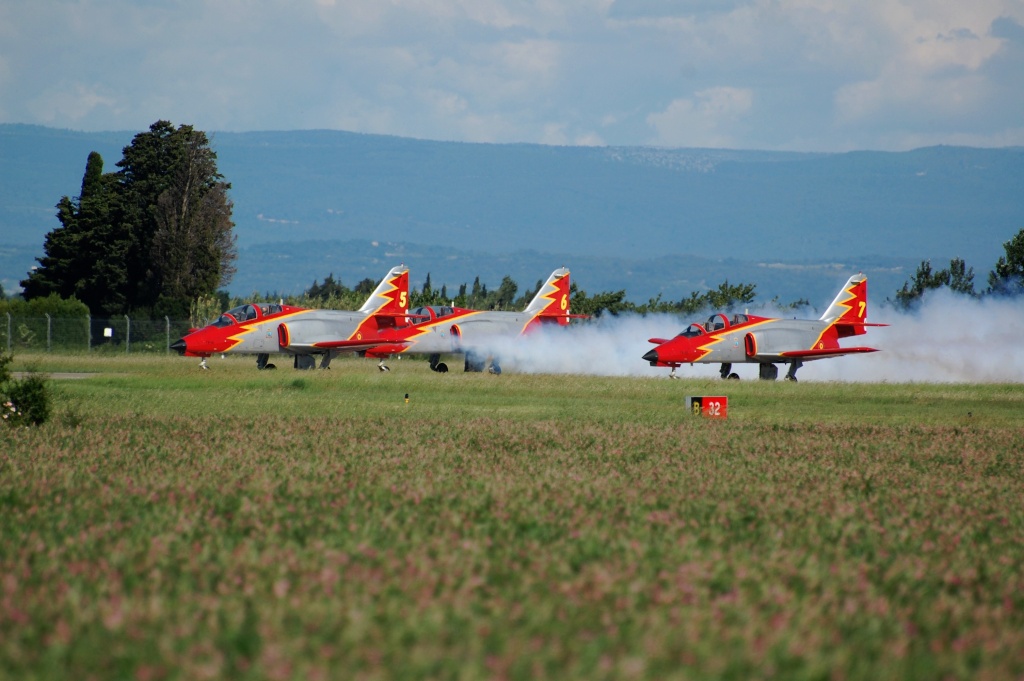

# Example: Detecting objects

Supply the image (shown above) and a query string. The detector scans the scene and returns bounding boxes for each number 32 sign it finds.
[686,396,728,419]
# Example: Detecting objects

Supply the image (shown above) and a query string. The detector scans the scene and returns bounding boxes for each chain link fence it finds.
[2,313,195,354]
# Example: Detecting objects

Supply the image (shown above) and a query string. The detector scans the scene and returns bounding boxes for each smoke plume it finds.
[494,290,1024,383]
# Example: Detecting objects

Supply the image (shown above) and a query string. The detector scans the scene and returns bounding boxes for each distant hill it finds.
[2,124,1021,305]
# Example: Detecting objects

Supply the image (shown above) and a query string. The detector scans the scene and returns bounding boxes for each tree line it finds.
[6,116,1021,321]
[893,229,1024,308]
[234,273,772,320]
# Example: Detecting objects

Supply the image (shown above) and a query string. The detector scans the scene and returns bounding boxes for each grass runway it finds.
[2,353,1023,680]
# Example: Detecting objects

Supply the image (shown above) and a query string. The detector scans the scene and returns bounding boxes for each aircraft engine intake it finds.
[744,332,759,358]
[278,323,290,348]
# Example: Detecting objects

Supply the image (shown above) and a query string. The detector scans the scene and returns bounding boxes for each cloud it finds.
[1,0,1022,150]
[646,87,754,147]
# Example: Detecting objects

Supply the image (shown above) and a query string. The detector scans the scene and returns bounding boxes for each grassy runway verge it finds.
[2,353,1023,680]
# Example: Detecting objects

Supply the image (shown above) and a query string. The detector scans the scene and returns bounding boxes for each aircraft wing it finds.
[777,346,879,360]
[311,338,409,352]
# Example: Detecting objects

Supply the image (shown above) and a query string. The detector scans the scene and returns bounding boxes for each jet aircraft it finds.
[368,267,580,373]
[170,265,410,370]
[642,273,885,381]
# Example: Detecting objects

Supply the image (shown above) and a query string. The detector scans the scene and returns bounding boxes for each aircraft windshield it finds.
[212,314,236,328]
[677,323,707,338]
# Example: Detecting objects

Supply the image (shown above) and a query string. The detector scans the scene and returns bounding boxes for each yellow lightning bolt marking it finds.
[809,280,861,349]
[691,318,776,361]
[391,310,486,352]
[351,272,406,340]
[224,309,312,349]
[519,274,567,335]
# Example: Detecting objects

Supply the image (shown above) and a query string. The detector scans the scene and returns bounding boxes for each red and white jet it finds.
[170,265,409,369]
[369,267,580,373]
[642,273,886,381]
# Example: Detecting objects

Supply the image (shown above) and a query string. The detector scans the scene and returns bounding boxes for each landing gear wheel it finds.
[785,360,803,382]
[378,359,391,372]
[488,361,502,375]
[434,363,449,373]
[727,373,740,380]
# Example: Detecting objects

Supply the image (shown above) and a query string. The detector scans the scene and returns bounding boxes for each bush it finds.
[0,353,51,427]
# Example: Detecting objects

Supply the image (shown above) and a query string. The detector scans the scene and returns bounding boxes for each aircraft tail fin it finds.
[359,265,410,316]
[524,267,572,324]
[820,273,868,329]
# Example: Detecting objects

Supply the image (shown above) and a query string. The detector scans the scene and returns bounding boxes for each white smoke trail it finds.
[808,290,1024,383]
[491,291,1024,383]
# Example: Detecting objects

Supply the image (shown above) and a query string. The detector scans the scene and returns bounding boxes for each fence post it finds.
[46,313,52,352]
[5,312,10,353]
[87,314,92,353]
[165,316,170,354]
[125,314,131,354]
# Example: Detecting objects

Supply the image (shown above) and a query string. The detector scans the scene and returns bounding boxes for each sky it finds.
[2,0,1023,151]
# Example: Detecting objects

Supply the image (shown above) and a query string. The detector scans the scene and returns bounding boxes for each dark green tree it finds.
[22,121,236,318]
[354,278,376,296]
[569,285,633,317]
[492,276,519,310]
[21,152,128,315]
[988,228,1024,295]
[895,258,976,308]
[127,122,237,317]
[947,257,976,295]
[704,280,757,310]
[306,274,348,301]
[468,277,483,307]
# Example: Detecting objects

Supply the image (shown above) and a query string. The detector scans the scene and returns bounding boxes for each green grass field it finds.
[2,353,1023,680]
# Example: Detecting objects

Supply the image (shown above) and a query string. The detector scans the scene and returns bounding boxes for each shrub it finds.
[0,353,51,427]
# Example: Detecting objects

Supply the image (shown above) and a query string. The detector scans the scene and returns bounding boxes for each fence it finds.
[3,313,195,354]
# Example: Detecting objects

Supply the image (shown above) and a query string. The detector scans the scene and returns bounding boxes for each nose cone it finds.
[170,338,187,355]
[642,348,659,364]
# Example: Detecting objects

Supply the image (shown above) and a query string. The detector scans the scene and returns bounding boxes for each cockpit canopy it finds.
[408,306,455,322]
[211,303,284,327]
[679,312,750,338]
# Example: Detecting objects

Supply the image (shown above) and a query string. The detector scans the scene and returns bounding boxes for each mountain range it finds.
[2,124,1022,308]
